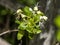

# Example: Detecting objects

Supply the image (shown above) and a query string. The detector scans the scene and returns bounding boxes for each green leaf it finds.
[23,6,32,16]
[26,26,33,33]
[15,20,20,24]
[32,29,41,34]
[17,31,24,40]
[56,29,60,42]
[54,15,60,28]
[28,33,34,39]
[34,15,40,23]
[18,22,27,30]
[36,30,41,34]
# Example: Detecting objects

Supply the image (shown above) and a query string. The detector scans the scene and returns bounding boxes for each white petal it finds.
[37,11,41,14]
[16,9,22,14]
[40,16,43,19]
[34,6,38,11]
[29,8,33,11]
[43,16,48,20]
[21,14,26,18]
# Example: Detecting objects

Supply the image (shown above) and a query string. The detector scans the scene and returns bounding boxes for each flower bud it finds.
[21,14,26,18]
[40,16,48,21]
[34,6,38,11]
[29,8,33,11]
[40,16,43,19]
[16,9,22,14]
[37,11,41,14]
[43,16,48,20]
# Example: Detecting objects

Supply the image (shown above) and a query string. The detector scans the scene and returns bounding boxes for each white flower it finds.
[21,14,26,18]
[29,8,33,11]
[40,16,48,21]
[40,16,43,19]
[37,11,41,14]
[43,16,48,20]
[16,9,22,14]
[34,6,38,11]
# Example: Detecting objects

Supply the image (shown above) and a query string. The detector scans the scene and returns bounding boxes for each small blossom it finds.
[34,6,38,11]
[37,11,41,14]
[40,16,43,19]
[40,16,48,21]
[29,8,33,11]
[21,14,26,18]
[16,9,22,14]
[43,16,48,20]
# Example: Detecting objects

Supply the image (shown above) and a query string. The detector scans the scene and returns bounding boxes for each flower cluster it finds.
[16,6,48,40]
[40,16,48,21]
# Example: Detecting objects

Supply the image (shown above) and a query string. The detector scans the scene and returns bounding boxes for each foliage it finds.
[54,15,60,28]
[15,6,47,40]
[54,15,60,42]
[18,0,37,6]
[0,0,59,45]
[56,29,60,42]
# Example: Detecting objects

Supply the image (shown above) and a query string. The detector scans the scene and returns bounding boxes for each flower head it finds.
[21,14,26,18]
[40,16,48,21]
[34,6,38,11]
[43,16,48,20]
[37,11,41,14]
[29,8,33,11]
[16,9,22,14]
